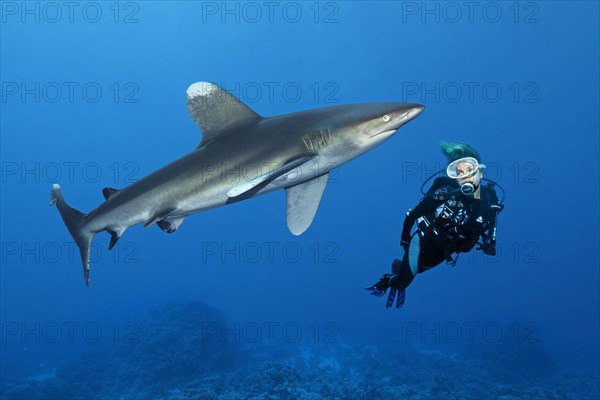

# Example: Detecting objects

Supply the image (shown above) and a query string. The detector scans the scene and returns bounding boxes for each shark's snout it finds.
[409,104,425,119]
[369,103,424,139]
[397,104,425,127]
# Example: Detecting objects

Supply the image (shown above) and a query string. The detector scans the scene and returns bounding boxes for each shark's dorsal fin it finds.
[186,82,261,148]
[102,187,120,200]
[285,173,329,235]
[226,155,316,198]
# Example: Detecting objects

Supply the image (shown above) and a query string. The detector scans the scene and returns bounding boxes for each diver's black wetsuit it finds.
[391,176,500,290]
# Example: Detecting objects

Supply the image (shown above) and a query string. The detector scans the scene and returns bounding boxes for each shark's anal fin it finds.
[226,154,316,198]
[157,216,185,233]
[186,82,262,148]
[107,226,128,250]
[285,173,329,235]
[108,231,120,250]
[144,208,176,228]
[102,187,120,200]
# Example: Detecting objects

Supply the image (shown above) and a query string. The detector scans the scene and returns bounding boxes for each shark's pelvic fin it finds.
[226,154,316,198]
[102,187,120,200]
[186,82,261,148]
[285,173,329,236]
[50,184,94,287]
[157,216,185,233]
[144,208,176,228]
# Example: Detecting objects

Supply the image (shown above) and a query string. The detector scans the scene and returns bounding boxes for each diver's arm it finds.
[401,177,449,246]
[478,187,503,256]
[478,228,497,256]
[401,209,417,248]
[401,198,431,246]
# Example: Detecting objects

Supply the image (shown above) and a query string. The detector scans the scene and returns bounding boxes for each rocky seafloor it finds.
[1,302,598,400]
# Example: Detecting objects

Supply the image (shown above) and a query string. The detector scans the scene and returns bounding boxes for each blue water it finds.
[1,1,599,399]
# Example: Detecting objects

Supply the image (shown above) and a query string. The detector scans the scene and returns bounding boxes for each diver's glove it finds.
[365,274,394,297]
[477,241,496,256]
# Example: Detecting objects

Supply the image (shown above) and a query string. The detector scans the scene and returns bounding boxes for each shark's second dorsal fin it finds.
[102,187,119,200]
[186,82,261,148]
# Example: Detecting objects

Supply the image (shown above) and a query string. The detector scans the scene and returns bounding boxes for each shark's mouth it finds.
[369,110,413,139]
[369,129,397,139]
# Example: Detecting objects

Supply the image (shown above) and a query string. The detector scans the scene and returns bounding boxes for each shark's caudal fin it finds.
[50,184,94,287]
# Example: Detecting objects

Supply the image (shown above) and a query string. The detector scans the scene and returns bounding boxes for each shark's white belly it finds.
[171,155,339,218]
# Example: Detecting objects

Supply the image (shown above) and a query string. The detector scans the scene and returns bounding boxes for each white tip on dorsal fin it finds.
[186,82,261,148]
[285,173,329,236]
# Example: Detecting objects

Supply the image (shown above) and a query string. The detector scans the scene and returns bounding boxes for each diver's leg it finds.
[382,235,421,308]
[366,234,418,297]
[389,234,420,289]
[416,237,448,273]
[365,273,393,297]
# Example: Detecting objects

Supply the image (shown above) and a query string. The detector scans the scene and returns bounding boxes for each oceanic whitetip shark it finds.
[51,82,424,286]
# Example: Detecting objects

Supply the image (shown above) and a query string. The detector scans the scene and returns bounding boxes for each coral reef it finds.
[1,302,598,400]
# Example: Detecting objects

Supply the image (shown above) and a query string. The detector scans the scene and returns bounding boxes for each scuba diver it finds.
[366,141,505,309]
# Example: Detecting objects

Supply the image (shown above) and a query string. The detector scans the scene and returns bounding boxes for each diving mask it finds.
[446,157,486,179]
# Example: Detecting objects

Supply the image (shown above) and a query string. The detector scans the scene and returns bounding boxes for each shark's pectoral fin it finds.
[186,82,262,148]
[285,173,329,236]
[144,208,176,228]
[102,187,120,200]
[157,216,185,234]
[226,154,316,198]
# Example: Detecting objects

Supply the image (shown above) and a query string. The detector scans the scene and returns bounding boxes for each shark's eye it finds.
[382,115,390,122]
